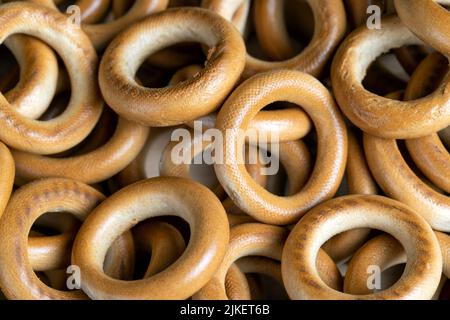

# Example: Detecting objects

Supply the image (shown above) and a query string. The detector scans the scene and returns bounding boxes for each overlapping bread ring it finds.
[225,256,290,300]
[174,65,313,142]
[194,223,342,299]
[322,128,376,262]
[224,263,251,300]
[195,224,281,300]
[344,0,430,75]
[332,16,450,139]
[33,0,169,50]
[221,139,311,214]
[11,113,149,185]
[188,109,312,143]
[72,177,229,300]
[282,195,443,300]
[344,232,450,296]
[0,2,103,154]
[0,178,105,299]
[344,233,407,295]
[99,7,246,127]
[133,221,185,278]
[0,142,14,217]
[235,257,285,296]
[395,0,450,56]
[214,70,347,225]
[205,0,346,79]
[403,52,450,193]
[364,132,450,231]
[277,140,312,195]
[253,0,295,61]
[28,214,81,272]
[28,216,135,281]
[3,34,58,119]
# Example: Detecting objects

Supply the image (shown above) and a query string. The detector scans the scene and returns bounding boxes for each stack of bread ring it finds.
[0,0,448,300]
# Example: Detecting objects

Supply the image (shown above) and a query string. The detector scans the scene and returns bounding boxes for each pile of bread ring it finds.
[0,0,448,300]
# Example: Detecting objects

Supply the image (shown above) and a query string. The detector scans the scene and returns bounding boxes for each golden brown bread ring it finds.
[344,0,429,75]
[102,231,136,281]
[11,115,149,185]
[28,214,81,272]
[278,140,312,196]
[282,195,443,300]
[187,110,312,143]
[205,0,346,79]
[99,7,246,127]
[322,128,377,262]
[193,223,287,299]
[364,133,450,232]
[345,129,379,196]
[253,0,294,61]
[168,64,202,85]
[344,233,406,295]
[402,52,450,193]
[0,2,103,154]
[72,177,229,299]
[0,142,14,218]
[331,16,450,139]
[344,232,450,295]
[0,178,105,299]
[225,257,288,300]
[34,0,168,50]
[221,140,311,215]
[224,263,251,300]
[133,221,186,278]
[236,257,283,290]
[194,223,342,299]
[214,70,347,225]
[395,0,450,56]
[3,35,58,119]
